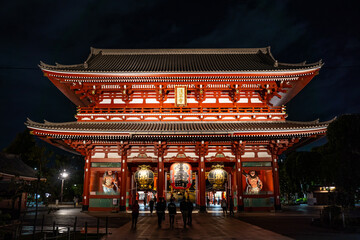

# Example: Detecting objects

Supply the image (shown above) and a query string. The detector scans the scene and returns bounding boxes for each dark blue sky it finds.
[0,0,359,150]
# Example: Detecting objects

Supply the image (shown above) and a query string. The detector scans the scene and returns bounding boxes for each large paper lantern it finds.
[134,165,154,190]
[170,163,192,189]
[208,164,228,190]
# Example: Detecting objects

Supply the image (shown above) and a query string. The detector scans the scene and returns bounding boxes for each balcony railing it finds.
[76,106,286,122]
[77,106,284,115]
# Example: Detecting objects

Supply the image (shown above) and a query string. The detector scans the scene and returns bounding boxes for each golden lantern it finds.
[208,164,228,190]
[134,165,154,190]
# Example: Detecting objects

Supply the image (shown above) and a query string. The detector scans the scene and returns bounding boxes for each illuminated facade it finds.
[26,47,331,211]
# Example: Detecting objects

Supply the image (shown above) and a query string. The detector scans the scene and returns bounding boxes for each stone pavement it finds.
[102,212,292,240]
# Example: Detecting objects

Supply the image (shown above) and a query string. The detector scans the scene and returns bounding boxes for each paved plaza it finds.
[20,205,360,240]
[103,212,292,240]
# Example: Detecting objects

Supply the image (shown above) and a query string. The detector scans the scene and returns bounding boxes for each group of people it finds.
[220,197,234,216]
[131,197,194,229]
[154,197,194,229]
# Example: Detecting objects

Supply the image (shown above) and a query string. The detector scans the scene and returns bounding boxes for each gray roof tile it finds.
[40,47,322,73]
[26,119,332,134]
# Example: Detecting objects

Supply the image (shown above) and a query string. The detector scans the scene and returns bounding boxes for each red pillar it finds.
[120,152,128,211]
[199,156,206,212]
[272,154,281,210]
[157,156,164,200]
[82,154,91,211]
[236,154,244,211]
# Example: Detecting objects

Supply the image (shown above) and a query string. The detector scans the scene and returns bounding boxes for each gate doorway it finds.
[207,191,226,210]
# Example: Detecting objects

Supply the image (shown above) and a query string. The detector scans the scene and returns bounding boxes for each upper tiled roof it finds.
[26,119,332,136]
[39,47,322,73]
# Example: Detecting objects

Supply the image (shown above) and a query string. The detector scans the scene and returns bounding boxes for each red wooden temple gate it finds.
[27,47,332,211]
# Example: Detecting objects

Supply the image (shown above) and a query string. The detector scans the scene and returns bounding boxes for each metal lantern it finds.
[134,165,154,190]
[170,162,192,189]
[208,164,228,190]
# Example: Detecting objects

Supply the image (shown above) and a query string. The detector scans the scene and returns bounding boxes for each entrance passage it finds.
[206,191,227,212]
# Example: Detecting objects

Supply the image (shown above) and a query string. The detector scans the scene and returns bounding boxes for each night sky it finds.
[0,0,359,150]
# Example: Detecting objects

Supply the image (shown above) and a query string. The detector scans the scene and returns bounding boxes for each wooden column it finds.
[196,141,207,212]
[156,141,166,201]
[82,154,91,211]
[119,147,128,211]
[236,153,244,211]
[231,170,236,207]
[199,156,206,212]
[272,153,281,210]
[157,156,165,200]
[232,141,245,211]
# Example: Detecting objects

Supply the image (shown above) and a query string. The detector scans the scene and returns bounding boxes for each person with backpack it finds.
[149,198,154,216]
[131,200,140,228]
[180,198,188,228]
[156,197,166,228]
[167,198,177,229]
[187,198,193,226]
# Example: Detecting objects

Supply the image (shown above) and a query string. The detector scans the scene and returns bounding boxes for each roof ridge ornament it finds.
[274,60,278,67]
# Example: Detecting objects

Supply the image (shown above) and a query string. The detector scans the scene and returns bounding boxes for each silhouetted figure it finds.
[187,198,193,225]
[73,196,78,208]
[229,197,234,216]
[131,200,139,228]
[149,198,154,215]
[180,198,188,228]
[167,198,177,229]
[221,198,227,215]
[144,196,147,209]
[156,197,166,228]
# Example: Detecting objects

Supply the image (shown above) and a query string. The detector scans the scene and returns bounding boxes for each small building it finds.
[26,47,332,211]
[0,153,42,217]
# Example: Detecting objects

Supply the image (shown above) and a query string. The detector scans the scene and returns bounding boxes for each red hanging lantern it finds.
[170,163,192,190]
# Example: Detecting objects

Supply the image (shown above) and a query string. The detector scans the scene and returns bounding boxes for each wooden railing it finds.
[77,106,284,115]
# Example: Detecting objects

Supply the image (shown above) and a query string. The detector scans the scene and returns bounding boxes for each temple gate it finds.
[27,47,331,211]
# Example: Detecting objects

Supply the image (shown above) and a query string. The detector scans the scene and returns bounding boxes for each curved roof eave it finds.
[39,66,322,76]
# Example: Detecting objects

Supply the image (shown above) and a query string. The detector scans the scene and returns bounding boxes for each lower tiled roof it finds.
[26,119,332,134]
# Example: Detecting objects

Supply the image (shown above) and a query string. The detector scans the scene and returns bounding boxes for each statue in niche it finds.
[242,170,263,194]
[102,170,118,194]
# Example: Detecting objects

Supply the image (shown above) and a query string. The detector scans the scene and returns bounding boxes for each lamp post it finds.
[60,170,69,204]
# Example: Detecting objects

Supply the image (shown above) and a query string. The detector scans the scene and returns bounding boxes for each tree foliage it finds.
[323,114,360,206]
[280,114,360,207]
[3,129,84,203]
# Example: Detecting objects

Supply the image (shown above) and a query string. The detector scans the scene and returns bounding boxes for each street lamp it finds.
[60,170,69,204]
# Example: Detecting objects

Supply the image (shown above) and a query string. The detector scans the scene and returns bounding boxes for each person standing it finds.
[221,198,227,216]
[180,198,188,228]
[73,196,78,208]
[144,195,147,209]
[156,197,166,228]
[149,198,154,216]
[229,197,234,216]
[187,198,193,226]
[131,200,140,229]
[167,198,177,229]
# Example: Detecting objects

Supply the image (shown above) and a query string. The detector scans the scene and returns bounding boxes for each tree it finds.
[280,114,360,207]
[322,114,360,207]
[280,151,323,202]
[3,129,37,167]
